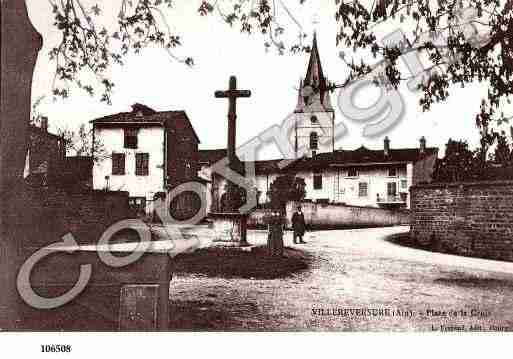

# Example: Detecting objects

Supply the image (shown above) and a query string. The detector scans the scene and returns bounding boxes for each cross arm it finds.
[215,90,252,98]
[236,90,252,98]
[215,91,228,98]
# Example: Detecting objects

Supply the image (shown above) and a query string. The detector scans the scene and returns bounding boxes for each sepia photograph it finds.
[1,0,513,354]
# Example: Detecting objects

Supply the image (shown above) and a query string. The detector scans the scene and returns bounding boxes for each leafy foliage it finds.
[433,139,483,182]
[493,128,513,165]
[57,123,108,162]
[220,182,247,213]
[333,0,513,127]
[48,0,192,103]
[268,175,306,211]
[46,0,311,103]
[198,0,310,54]
[44,0,512,130]
[433,133,513,182]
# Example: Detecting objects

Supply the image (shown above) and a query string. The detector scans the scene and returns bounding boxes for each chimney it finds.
[384,136,390,156]
[419,136,426,154]
[40,116,48,132]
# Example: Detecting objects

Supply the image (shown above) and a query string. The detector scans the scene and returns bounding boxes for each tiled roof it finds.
[282,146,438,172]
[91,104,200,143]
[29,125,62,140]
[311,146,438,166]
[203,146,438,175]
[198,149,228,165]
[197,149,246,174]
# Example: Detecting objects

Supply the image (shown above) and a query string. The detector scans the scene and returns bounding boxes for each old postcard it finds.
[1,0,513,354]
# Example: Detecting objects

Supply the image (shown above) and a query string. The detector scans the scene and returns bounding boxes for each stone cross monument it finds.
[210,76,252,246]
[215,75,251,167]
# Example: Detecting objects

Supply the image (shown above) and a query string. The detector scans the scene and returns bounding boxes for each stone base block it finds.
[209,213,249,247]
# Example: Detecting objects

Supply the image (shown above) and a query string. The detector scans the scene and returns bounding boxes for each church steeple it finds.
[304,32,328,98]
[298,32,331,110]
[293,32,336,158]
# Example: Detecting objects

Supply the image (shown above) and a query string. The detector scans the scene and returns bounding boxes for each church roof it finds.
[91,104,200,143]
[246,159,284,174]
[304,33,328,98]
[296,33,333,112]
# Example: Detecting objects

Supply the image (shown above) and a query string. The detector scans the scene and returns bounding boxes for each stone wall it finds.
[248,201,411,229]
[411,180,513,261]
[7,184,132,248]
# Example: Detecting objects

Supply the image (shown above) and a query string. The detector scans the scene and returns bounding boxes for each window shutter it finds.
[112,153,125,175]
[136,153,149,176]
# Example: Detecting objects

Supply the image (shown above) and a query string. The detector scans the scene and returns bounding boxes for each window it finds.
[310,132,319,150]
[387,182,397,196]
[347,168,358,177]
[124,128,138,149]
[401,179,408,189]
[313,171,323,190]
[112,153,125,175]
[388,167,397,177]
[136,153,149,176]
[311,115,318,124]
[359,182,368,197]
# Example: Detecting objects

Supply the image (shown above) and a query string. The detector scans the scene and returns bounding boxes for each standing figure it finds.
[291,206,307,244]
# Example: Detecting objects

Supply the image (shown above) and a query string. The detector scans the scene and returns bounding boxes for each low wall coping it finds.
[287,201,411,212]
[411,180,513,190]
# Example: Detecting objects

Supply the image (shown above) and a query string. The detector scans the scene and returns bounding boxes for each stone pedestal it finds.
[266,213,285,257]
[209,213,249,247]
[18,241,175,331]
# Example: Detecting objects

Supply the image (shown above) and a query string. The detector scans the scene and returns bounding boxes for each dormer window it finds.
[124,128,138,149]
[347,168,358,177]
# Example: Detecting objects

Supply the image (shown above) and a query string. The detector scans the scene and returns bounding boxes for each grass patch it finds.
[173,246,310,279]
[386,233,421,249]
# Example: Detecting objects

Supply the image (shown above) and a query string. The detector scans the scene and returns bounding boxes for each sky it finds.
[26,0,509,159]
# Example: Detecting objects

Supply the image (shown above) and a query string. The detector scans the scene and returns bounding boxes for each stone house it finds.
[23,118,67,186]
[199,137,438,211]
[251,137,438,209]
[92,103,202,216]
[24,118,96,191]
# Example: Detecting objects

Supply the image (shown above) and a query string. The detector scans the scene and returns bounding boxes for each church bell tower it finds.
[294,33,335,158]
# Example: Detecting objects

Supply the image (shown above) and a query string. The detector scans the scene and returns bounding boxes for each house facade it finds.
[199,137,437,211]
[92,103,201,216]
[251,137,438,209]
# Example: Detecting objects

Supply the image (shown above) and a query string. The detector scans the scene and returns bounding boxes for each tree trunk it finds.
[0,0,42,329]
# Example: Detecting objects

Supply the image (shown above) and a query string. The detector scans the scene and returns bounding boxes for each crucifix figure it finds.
[215,76,251,167]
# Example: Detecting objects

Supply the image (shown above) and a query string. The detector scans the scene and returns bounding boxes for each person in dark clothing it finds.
[291,206,307,244]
